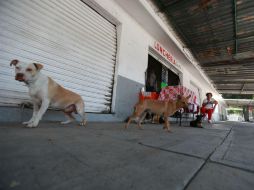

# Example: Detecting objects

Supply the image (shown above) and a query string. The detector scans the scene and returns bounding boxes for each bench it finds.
[171,104,200,126]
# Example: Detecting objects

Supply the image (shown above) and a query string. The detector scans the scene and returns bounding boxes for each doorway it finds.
[146,54,180,92]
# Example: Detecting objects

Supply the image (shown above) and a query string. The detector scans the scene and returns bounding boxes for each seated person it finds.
[146,71,158,92]
[201,92,218,123]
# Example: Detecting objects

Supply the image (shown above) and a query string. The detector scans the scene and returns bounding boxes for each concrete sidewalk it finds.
[0,121,254,190]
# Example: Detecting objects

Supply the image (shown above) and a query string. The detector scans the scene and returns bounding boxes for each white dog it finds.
[10,59,86,128]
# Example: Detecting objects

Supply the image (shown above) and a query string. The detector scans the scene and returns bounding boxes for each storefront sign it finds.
[154,41,177,65]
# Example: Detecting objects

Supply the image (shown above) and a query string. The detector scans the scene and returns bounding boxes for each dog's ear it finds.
[177,95,182,100]
[10,59,19,66]
[186,95,191,99]
[33,63,43,71]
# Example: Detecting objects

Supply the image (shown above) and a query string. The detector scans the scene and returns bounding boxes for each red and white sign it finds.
[154,41,177,65]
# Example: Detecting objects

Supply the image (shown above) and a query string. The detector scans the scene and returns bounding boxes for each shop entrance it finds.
[146,54,180,92]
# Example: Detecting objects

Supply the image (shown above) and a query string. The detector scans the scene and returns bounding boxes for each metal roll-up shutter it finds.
[0,0,117,113]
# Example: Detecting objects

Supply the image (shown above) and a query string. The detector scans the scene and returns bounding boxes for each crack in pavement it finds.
[135,125,234,190]
[183,125,233,190]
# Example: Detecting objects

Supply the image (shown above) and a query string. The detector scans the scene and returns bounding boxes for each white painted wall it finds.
[89,0,227,120]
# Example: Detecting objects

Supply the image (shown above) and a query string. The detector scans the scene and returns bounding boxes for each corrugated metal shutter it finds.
[0,0,117,113]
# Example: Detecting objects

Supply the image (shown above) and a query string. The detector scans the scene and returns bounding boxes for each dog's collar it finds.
[24,79,34,86]
[33,63,38,70]
[24,81,29,86]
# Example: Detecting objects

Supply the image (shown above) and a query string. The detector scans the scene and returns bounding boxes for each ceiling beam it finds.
[210,75,254,79]
[185,35,254,48]
[215,82,254,85]
[158,0,183,12]
[198,51,254,64]
[232,0,238,54]
[225,99,254,106]
[218,90,254,94]
[212,79,254,83]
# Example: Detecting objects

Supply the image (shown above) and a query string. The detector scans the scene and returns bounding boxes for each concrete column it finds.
[243,106,250,122]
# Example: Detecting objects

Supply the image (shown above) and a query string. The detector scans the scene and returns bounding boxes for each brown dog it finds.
[125,95,191,132]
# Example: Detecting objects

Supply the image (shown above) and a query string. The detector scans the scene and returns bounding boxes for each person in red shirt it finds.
[201,92,218,123]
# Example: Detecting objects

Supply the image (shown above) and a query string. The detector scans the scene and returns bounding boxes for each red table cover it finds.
[158,85,198,105]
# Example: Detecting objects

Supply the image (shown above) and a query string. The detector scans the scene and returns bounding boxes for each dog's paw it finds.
[61,120,72,125]
[22,121,33,125]
[25,124,37,128]
[79,120,87,126]
[163,127,172,132]
[138,125,144,130]
[26,122,38,128]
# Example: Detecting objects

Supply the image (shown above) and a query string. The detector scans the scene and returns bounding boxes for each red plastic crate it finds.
[139,92,159,101]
